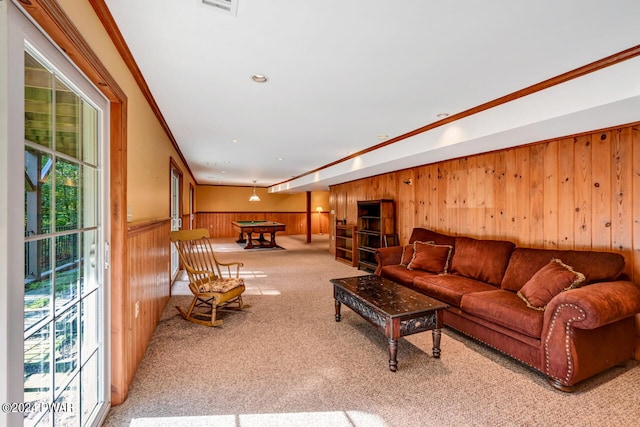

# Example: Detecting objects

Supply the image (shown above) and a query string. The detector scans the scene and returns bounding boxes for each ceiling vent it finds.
[201,0,238,16]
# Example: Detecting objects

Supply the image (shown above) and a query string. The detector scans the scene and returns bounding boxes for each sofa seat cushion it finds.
[413,274,497,307]
[501,248,625,292]
[379,265,436,287]
[450,236,515,286]
[461,290,544,339]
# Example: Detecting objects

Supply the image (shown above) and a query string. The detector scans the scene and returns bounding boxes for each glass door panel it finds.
[55,375,79,426]
[53,306,78,394]
[23,45,106,426]
[24,147,52,237]
[24,52,53,149]
[80,354,99,424]
[24,237,53,332]
[54,77,80,159]
[80,290,99,365]
[23,322,51,427]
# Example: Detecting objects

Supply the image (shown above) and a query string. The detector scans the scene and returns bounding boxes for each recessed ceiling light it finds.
[231,139,238,143]
[201,0,238,16]
[378,134,389,140]
[277,157,284,161]
[437,113,450,118]
[251,74,268,83]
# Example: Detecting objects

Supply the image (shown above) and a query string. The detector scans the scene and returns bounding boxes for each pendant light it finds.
[249,180,261,202]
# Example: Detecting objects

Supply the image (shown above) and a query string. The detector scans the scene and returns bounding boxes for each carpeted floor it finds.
[103,235,640,427]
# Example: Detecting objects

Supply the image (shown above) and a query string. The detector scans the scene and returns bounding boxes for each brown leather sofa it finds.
[374,227,640,391]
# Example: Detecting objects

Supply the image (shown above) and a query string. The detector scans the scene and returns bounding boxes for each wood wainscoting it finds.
[112,219,172,404]
[329,122,640,359]
[196,211,329,238]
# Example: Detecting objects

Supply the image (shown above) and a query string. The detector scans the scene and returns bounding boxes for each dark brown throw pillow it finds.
[517,258,585,311]
[407,241,453,274]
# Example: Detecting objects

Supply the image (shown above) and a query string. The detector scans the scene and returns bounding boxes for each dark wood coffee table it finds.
[331,274,449,371]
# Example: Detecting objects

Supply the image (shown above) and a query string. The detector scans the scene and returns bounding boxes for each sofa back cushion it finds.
[450,236,516,286]
[501,248,626,292]
[409,228,456,247]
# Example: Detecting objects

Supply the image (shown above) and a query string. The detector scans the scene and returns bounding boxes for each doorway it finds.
[170,165,182,281]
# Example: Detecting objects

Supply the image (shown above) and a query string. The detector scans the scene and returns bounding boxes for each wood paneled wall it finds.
[196,211,330,238]
[330,123,640,357]
[112,219,171,404]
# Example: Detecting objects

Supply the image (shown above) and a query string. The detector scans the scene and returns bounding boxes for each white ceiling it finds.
[103,0,640,193]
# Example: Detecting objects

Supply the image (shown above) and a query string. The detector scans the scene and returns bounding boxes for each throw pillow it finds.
[400,244,415,266]
[400,240,434,266]
[517,258,585,311]
[407,241,453,274]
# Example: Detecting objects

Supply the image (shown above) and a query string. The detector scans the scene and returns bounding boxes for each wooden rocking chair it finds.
[170,228,249,327]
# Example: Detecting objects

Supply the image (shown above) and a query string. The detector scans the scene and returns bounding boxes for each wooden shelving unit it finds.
[356,199,395,271]
[335,223,357,266]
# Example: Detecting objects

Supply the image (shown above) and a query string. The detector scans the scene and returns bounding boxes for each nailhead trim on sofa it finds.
[544,303,586,385]
[446,325,538,371]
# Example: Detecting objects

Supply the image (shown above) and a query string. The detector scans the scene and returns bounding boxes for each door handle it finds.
[104,241,110,270]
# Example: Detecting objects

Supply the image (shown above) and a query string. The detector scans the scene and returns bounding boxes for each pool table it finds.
[231,220,287,249]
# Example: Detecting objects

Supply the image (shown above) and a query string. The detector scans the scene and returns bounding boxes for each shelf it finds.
[335,223,357,267]
[356,200,395,272]
[358,246,376,253]
[357,230,380,236]
[357,259,378,272]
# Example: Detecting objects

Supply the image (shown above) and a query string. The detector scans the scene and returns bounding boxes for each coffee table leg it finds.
[388,338,398,372]
[432,328,442,358]
[335,300,341,322]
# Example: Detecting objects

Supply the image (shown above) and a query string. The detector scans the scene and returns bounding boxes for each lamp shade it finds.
[249,180,261,202]
[316,206,323,213]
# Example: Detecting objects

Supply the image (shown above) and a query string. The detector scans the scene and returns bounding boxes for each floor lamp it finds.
[316,206,323,235]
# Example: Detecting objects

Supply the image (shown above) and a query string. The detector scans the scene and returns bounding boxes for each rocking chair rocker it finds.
[170,228,249,327]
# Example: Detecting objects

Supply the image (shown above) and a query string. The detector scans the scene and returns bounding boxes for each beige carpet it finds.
[103,235,640,427]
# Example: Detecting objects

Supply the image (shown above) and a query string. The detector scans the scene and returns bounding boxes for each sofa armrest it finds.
[544,281,640,330]
[542,280,640,388]
[374,246,403,275]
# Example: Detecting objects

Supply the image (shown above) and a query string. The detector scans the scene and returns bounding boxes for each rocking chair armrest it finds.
[217,261,244,278]
[217,261,244,268]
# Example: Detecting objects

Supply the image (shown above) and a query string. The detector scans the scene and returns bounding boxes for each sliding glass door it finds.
[5,3,111,426]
